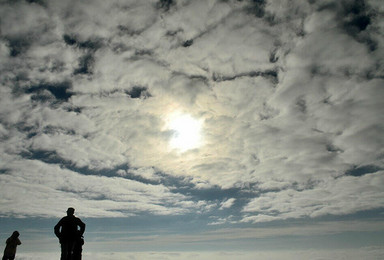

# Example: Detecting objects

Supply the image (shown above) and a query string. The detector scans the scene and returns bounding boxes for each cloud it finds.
[242,172,384,223]
[219,198,236,210]
[0,158,211,218]
[0,0,383,225]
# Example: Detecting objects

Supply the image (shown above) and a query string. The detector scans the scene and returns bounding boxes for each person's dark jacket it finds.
[54,215,85,242]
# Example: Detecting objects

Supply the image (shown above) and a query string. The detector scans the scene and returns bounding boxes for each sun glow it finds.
[167,114,203,152]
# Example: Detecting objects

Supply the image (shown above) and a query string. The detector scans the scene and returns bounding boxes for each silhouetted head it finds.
[12,231,19,238]
[67,207,75,216]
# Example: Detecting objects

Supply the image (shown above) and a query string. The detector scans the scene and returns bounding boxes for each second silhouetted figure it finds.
[54,208,85,260]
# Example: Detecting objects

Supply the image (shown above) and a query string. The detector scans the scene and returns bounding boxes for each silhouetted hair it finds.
[12,231,20,238]
[67,208,75,215]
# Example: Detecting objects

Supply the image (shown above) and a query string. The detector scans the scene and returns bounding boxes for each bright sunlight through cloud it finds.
[168,114,203,152]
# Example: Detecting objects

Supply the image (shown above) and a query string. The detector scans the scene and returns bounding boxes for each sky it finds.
[0,0,384,259]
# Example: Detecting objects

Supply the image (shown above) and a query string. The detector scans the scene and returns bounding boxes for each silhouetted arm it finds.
[78,219,85,236]
[54,219,62,238]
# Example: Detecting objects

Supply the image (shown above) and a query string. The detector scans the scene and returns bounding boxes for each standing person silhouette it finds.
[2,231,21,260]
[54,208,85,260]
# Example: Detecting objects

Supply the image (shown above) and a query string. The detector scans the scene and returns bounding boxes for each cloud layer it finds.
[0,0,383,225]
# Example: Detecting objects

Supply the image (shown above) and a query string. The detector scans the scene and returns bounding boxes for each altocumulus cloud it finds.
[0,0,383,227]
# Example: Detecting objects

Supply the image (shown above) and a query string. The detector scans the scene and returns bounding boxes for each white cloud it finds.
[0,0,383,224]
[127,167,162,181]
[242,172,384,222]
[219,198,235,210]
[0,158,203,218]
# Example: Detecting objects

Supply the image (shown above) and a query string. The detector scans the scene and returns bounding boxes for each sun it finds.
[167,113,203,152]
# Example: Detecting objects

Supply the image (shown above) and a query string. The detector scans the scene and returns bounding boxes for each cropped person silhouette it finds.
[54,208,85,260]
[2,231,21,260]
